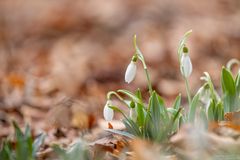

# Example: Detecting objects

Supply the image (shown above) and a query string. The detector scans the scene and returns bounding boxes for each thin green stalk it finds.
[133,34,153,95]
[138,56,153,95]
[184,77,192,106]
[107,91,130,107]
[144,67,153,95]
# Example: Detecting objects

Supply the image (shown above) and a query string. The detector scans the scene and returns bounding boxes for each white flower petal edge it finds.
[103,100,114,121]
[125,61,137,83]
[129,108,137,121]
[180,54,192,78]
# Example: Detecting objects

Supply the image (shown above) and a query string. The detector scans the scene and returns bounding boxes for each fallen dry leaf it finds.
[130,139,177,160]
[90,133,129,158]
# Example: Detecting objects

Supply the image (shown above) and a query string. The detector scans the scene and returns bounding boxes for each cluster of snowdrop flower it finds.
[103,35,153,122]
[103,53,139,121]
[103,32,193,122]
[102,30,240,140]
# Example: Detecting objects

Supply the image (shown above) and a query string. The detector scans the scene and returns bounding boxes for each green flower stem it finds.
[144,66,153,95]
[138,56,153,95]
[133,34,153,95]
[226,58,239,71]
[107,91,130,108]
[184,77,192,106]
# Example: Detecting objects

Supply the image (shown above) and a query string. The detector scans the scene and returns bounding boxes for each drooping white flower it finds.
[199,87,211,110]
[180,53,192,78]
[129,108,137,121]
[125,61,137,83]
[103,100,114,121]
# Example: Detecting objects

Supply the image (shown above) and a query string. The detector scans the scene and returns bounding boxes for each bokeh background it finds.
[0,0,240,139]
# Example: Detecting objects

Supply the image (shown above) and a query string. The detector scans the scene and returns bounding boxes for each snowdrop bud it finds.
[199,86,211,109]
[129,108,137,121]
[180,53,192,78]
[103,100,114,121]
[130,101,135,108]
[125,61,137,84]
[200,88,210,103]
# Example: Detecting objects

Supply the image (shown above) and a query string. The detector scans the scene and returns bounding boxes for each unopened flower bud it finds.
[199,86,211,108]
[180,53,192,78]
[129,108,137,121]
[130,101,135,108]
[183,46,188,53]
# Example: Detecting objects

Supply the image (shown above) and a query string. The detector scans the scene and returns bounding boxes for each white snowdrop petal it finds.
[185,56,192,76]
[125,61,137,83]
[103,101,114,121]
[129,108,137,121]
[181,54,192,78]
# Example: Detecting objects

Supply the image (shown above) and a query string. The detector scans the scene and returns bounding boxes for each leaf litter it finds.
[0,0,240,160]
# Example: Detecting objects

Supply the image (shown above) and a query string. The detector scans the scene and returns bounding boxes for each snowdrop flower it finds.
[129,108,137,121]
[103,100,114,121]
[129,101,137,121]
[180,47,192,78]
[125,60,137,84]
[199,86,211,110]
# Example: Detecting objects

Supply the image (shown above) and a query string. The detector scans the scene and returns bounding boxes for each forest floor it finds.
[0,0,240,159]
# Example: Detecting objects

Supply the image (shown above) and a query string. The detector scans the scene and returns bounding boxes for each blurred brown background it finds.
[0,0,240,132]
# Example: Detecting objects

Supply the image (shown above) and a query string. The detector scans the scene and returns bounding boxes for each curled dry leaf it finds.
[46,98,73,129]
[46,97,98,130]
[224,111,240,125]
[70,98,100,129]
[209,121,240,140]
[2,73,25,108]
[90,134,128,159]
